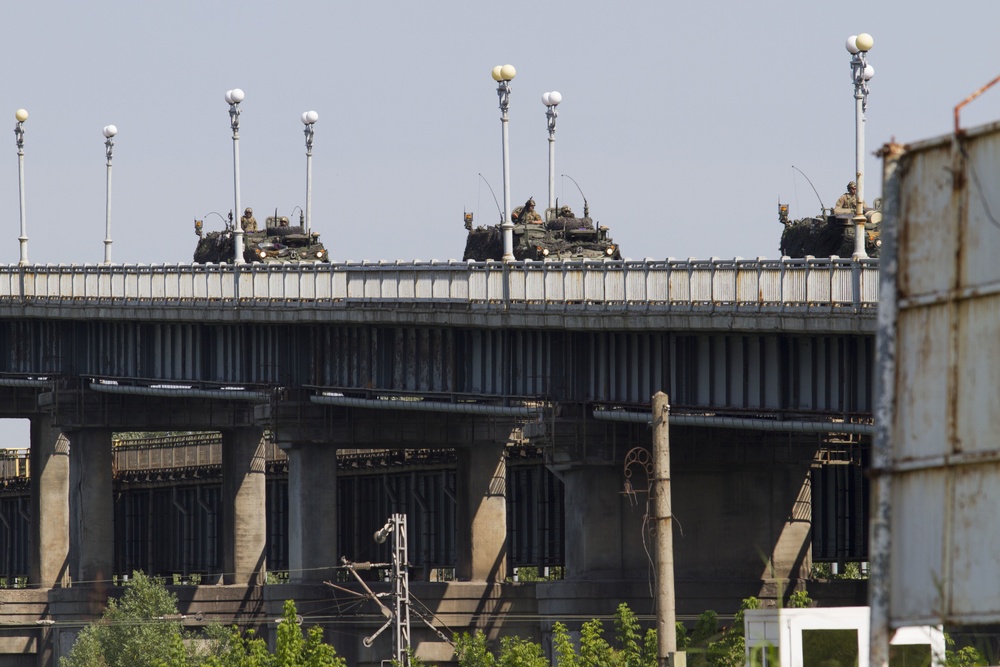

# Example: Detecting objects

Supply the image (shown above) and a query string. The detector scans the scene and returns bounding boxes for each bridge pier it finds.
[559,462,647,580]
[455,441,508,582]
[283,442,339,583]
[68,428,114,587]
[29,416,69,588]
[221,428,267,586]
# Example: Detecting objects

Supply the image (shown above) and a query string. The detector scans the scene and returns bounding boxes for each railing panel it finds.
[0,259,880,309]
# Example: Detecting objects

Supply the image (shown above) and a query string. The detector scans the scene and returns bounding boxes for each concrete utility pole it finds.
[652,392,679,666]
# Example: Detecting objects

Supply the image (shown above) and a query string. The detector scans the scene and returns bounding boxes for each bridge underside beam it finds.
[37,390,257,430]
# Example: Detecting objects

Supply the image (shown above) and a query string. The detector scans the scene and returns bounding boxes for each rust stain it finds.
[954,72,1000,135]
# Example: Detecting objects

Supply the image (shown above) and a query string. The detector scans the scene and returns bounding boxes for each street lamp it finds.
[102,124,117,264]
[542,91,562,221]
[301,110,319,237]
[492,63,516,261]
[225,88,246,264]
[14,109,28,265]
[846,33,874,259]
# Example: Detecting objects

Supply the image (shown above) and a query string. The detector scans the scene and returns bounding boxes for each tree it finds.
[614,603,642,666]
[62,571,186,667]
[551,623,578,667]
[497,636,548,667]
[61,571,346,667]
[454,630,496,667]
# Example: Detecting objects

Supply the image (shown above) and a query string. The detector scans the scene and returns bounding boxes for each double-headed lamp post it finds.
[846,33,874,259]
[542,91,562,221]
[103,124,117,264]
[225,88,246,264]
[492,64,516,261]
[14,109,28,265]
[301,110,319,237]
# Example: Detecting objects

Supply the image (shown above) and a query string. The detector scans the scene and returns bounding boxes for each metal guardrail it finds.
[111,432,286,473]
[0,258,879,309]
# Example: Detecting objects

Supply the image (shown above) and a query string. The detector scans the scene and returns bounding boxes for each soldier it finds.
[834,182,857,215]
[512,197,543,224]
[240,207,257,232]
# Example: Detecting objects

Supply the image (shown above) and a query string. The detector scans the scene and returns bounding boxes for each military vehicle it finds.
[462,198,621,261]
[778,200,882,258]
[193,210,329,264]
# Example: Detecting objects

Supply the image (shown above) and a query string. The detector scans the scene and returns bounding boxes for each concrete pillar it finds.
[455,442,507,582]
[68,429,114,586]
[561,463,646,579]
[222,428,267,585]
[28,416,69,588]
[283,443,338,583]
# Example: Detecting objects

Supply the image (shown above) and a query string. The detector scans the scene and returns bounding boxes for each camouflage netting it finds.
[194,232,236,264]
[463,226,504,261]
[546,217,593,232]
[779,216,880,258]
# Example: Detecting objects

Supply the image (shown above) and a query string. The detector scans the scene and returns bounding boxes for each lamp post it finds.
[102,124,117,264]
[492,64,516,261]
[14,109,28,265]
[226,88,246,264]
[846,33,874,259]
[542,91,562,221]
[301,110,318,237]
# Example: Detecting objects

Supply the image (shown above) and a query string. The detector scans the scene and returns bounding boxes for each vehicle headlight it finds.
[605,246,616,256]
[316,249,326,258]
[257,249,267,258]
[541,248,549,256]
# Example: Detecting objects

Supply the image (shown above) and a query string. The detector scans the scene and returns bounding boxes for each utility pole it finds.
[653,392,681,667]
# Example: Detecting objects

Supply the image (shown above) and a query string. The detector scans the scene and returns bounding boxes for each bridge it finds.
[0,257,876,667]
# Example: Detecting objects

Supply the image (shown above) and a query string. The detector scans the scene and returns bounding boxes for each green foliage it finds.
[690,610,720,649]
[786,589,813,608]
[551,623,578,667]
[614,602,643,667]
[578,618,618,667]
[498,636,549,667]
[455,630,496,667]
[201,625,271,667]
[508,567,565,582]
[275,601,304,667]
[811,562,867,580]
[61,571,185,667]
[945,634,989,667]
[683,598,761,667]
[61,572,345,667]
[643,628,660,666]
[459,604,664,667]
[390,647,425,667]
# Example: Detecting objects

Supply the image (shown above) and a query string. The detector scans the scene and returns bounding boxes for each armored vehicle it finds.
[778,201,882,258]
[193,210,329,264]
[462,198,621,261]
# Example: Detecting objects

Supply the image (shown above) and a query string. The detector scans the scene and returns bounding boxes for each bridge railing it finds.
[0,258,878,308]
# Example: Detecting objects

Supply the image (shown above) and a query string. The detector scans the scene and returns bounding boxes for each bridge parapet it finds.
[0,258,878,312]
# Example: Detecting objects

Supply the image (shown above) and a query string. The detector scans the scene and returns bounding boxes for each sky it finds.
[1,0,1000,445]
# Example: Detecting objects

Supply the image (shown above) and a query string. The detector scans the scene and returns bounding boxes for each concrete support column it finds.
[68,429,114,586]
[222,428,267,585]
[283,443,338,583]
[29,416,69,588]
[455,442,507,582]
[561,464,641,579]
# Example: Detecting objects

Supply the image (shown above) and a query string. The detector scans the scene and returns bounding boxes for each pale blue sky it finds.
[2,0,999,445]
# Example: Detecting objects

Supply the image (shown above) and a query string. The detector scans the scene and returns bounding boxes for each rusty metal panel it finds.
[710,260,737,302]
[603,264,626,301]
[883,120,1000,627]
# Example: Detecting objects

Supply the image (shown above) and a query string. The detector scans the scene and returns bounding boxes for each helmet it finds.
[847,181,857,190]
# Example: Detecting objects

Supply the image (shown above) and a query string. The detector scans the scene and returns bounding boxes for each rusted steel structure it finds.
[871,117,1000,665]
